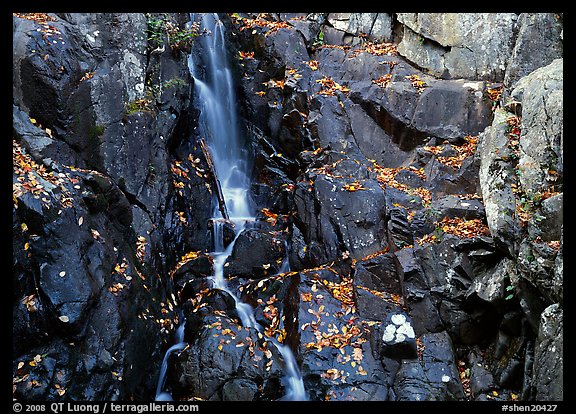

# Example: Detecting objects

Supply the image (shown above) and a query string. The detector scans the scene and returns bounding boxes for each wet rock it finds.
[354,252,402,295]
[430,195,485,221]
[13,12,195,401]
[468,351,497,398]
[395,247,443,335]
[354,287,404,323]
[532,304,563,401]
[224,228,287,279]
[221,378,259,401]
[393,331,465,400]
[174,313,284,401]
[374,312,418,359]
[172,254,214,299]
[308,95,357,153]
[297,271,393,400]
[293,153,388,266]
[345,99,410,168]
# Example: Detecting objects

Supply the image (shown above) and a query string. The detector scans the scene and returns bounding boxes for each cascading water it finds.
[155,13,306,401]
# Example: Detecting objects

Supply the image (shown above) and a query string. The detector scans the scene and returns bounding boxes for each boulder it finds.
[224,228,287,279]
[478,108,522,255]
[297,271,394,401]
[532,304,563,401]
[512,59,563,197]
[393,331,465,400]
[293,154,388,266]
[174,313,284,400]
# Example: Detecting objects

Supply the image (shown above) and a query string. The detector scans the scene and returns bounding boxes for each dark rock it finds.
[174,314,284,401]
[468,351,496,397]
[308,95,357,153]
[345,100,411,168]
[353,252,402,295]
[297,272,393,400]
[354,287,404,323]
[293,156,388,266]
[393,331,465,401]
[395,247,443,335]
[387,208,414,251]
[374,312,418,359]
[430,195,485,221]
[224,228,287,279]
[221,378,259,401]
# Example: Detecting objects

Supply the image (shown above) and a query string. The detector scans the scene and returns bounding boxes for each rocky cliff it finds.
[13,12,562,402]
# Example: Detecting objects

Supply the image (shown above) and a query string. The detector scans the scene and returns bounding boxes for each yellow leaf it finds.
[30,118,37,124]
[24,242,30,250]
[218,344,223,351]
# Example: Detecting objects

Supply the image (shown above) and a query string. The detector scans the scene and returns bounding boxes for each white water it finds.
[155,324,186,401]
[154,13,306,401]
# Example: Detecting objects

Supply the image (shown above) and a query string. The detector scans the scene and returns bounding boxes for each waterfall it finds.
[154,13,306,401]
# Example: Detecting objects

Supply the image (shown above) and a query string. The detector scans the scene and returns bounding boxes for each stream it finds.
[155,13,306,402]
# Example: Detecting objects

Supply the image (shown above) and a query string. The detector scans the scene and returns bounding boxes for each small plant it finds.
[504,284,514,301]
[146,14,199,51]
[125,77,187,115]
[125,98,154,115]
[312,30,324,48]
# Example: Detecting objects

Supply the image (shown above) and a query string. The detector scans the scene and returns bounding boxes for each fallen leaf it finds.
[58,315,70,323]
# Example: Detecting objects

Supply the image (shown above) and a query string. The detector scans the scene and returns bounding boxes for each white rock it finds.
[391,314,406,325]
[396,323,415,338]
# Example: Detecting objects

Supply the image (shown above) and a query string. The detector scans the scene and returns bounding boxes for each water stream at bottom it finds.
[154,218,306,401]
[155,12,306,402]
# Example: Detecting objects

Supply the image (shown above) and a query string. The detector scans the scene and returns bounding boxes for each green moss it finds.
[89,124,106,140]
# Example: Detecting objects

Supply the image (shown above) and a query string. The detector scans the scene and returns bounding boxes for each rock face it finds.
[13,13,213,400]
[397,13,518,80]
[14,12,563,403]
